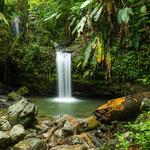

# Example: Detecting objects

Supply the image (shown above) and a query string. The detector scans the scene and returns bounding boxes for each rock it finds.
[0,98,10,108]
[0,118,11,131]
[10,124,25,142]
[50,144,88,150]
[35,124,49,133]
[13,138,46,150]
[8,99,38,126]
[7,91,22,101]
[0,131,11,148]
[25,132,39,139]
[141,97,150,110]
[41,120,52,127]
[61,115,85,133]
[69,133,95,148]
[54,129,68,138]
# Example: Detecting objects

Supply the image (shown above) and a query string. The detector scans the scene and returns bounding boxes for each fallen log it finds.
[93,92,150,123]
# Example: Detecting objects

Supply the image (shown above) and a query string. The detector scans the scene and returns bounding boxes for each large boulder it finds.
[13,138,46,150]
[8,99,38,126]
[10,124,26,142]
[0,131,11,148]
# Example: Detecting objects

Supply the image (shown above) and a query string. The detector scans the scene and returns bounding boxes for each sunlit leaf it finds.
[140,5,147,14]
[94,4,104,22]
[80,0,93,9]
[0,12,9,25]
[72,16,87,37]
[117,7,133,24]
[90,6,99,18]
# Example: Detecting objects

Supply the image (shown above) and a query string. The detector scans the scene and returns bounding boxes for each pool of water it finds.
[29,97,107,118]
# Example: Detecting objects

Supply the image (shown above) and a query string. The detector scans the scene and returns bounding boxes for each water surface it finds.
[30,97,107,118]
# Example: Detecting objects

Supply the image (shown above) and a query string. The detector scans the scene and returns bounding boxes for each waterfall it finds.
[12,16,20,37]
[56,52,72,98]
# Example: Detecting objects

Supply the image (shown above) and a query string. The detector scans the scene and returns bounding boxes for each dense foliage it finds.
[116,111,150,150]
[0,0,150,92]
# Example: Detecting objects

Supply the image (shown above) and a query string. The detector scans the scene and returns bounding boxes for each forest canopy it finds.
[0,0,150,93]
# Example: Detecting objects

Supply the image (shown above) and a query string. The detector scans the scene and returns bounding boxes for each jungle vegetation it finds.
[0,0,150,91]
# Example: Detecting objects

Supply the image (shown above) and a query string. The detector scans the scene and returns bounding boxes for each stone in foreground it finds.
[8,99,38,126]
[10,124,26,142]
[13,138,46,150]
[0,131,11,148]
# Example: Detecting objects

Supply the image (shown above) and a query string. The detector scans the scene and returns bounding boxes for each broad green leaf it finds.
[140,5,147,14]
[80,0,93,9]
[117,7,133,24]
[122,8,129,24]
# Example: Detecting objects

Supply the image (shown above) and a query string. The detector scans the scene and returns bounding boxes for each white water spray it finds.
[56,52,72,98]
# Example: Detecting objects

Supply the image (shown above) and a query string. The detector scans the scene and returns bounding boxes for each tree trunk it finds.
[93,92,150,123]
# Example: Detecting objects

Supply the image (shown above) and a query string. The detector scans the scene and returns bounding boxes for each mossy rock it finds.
[7,92,22,101]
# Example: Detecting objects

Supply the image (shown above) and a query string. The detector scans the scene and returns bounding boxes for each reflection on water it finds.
[30,97,107,118]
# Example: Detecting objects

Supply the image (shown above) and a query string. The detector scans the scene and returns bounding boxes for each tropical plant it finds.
[116,112,150,150]
[67,0,150,82]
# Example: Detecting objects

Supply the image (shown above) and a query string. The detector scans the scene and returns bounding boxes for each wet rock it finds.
[7,92,22,101]
[0,118,11,131]
[10,124,25,142]
[61,115,85,133]
[8,99,38,126]
[41,120,52,127]
[35,124,49,133]
[0,131,11,148]
[54,129,68,138]
[68,135,83,145]
[63,120,74,133]
[25,132,39,139]
[69,133,95,148]
[13,138,46,150]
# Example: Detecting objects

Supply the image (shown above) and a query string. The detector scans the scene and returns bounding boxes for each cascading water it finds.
[56,52,72,98]
[12,16,20,37]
